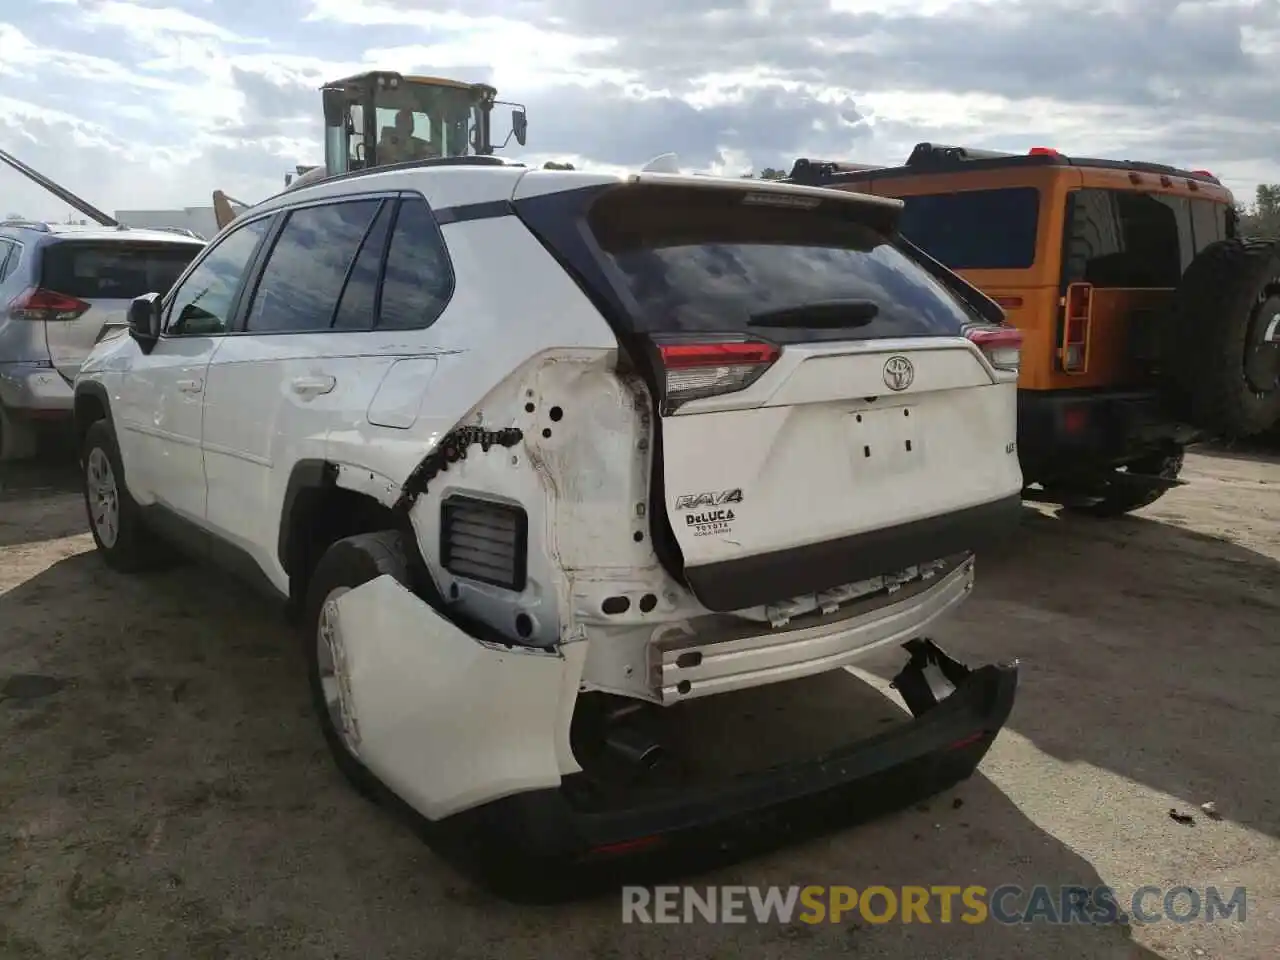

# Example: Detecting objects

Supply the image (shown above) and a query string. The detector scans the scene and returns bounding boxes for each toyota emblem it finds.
[883,355,915,392]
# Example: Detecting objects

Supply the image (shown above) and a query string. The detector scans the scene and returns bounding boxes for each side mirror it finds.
[128,293,162,352]
[512,108,527,147]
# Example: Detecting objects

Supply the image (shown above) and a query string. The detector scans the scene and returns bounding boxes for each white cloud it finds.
[0,0,1276,222]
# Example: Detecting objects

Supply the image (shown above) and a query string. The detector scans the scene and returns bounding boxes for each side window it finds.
[376,199,453,330]
[333,200,395,330]
[895,188,1041,270]
[244,199,382,333]
[1190,199,1227,253]
[0,241,13,282]
[166,218,271,336]
[1063,189,1182,288]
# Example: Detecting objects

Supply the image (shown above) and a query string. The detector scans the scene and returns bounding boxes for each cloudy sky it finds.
[2,0,1277,221]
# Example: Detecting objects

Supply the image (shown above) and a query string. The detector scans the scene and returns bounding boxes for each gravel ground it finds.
[1,447,1277,960]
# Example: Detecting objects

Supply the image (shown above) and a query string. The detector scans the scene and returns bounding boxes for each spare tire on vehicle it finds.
[1169,236,1280,438]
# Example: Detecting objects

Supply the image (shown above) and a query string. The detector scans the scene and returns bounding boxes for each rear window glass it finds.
[41,242,202,300]
[586,185,978,343]
[895,188,1041,270]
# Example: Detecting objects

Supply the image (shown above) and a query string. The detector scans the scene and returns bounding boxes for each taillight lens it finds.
[653,336,781,412]
[964,325,1022,373]
[1060,282,1093,373]
[8,287,91,322]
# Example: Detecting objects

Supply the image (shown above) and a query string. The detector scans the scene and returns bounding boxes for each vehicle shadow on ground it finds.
[0,456,84,548]
[869,504,1280,843]
[0,551,1164,959]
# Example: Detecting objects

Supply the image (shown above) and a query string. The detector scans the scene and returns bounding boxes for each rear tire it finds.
[81,419,159,571]
[1169,237,1280,438]
[302,530,413,799]
[1062,448,1184,518]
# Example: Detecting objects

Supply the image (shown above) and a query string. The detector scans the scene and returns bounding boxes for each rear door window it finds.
[585,183,979,344]
[40,241,203,300]
[243,199,383,333]
[895,187,1041,270]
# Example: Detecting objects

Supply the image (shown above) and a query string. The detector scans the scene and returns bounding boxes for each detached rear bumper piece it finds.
[1016,388,1200,480]
[443,639,1019,898]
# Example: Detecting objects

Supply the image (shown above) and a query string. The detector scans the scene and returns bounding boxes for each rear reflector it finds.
[964,325,1022,373]
[7,286,91,322]
[654,337,780,410]
[947,732,987,751]
[583,835,666,859]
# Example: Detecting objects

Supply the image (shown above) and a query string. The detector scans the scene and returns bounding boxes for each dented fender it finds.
[330,575,586,820]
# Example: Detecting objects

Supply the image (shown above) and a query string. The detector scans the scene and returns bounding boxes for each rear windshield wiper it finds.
[747,298,879,328]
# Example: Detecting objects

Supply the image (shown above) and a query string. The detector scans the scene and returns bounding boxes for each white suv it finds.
[73,157,1023,893]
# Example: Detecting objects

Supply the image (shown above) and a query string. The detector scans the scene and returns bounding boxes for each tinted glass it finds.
[896,188,1041,270]
[41,242,202,300]
[245,200,382,333]
[376,199,453,330]
[333,200,394,330]
[1064,189,1188,288]
[587,184,978,343]
[167,218,271,336]
[0,241,14,282]
[1190,198,1227,250]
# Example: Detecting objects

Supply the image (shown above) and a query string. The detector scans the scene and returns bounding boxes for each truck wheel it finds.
[81,419,159,571]
[1063,449,1184,518]
[302,530,412,800]
[1170,237,1280,437]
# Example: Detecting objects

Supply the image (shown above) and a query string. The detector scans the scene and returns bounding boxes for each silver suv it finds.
[0,220,204,460]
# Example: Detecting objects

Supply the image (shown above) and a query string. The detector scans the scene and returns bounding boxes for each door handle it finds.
[176,378,203,394]
[291,375,336,397]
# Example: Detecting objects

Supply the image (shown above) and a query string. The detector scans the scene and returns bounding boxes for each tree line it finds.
[1237,184,1280,236]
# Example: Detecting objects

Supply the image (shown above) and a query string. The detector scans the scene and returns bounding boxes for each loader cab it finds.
[319,71,528,179]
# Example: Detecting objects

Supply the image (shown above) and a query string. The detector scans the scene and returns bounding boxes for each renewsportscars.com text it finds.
[621,884,1248,926]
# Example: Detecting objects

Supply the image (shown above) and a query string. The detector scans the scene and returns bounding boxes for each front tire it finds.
[302,530,413,799]
[81,419,157,571]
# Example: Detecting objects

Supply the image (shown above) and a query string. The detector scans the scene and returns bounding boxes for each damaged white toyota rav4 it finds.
[74,156,1024,894]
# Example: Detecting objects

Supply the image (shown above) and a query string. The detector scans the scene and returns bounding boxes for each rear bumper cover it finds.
[1017,388,1200,480]
[0,361,73,413]
[683,495,1022,613]
[445,639,1018,883]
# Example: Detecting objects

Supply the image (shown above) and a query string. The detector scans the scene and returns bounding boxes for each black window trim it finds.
[161,211,278,338]
[224,188,455,336]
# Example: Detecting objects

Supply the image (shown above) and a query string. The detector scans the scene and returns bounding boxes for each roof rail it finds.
[284,154,525,194]
[0,219,51,232]
[905,143,1019,167]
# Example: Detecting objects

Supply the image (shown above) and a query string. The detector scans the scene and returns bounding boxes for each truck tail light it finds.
[8,287,91,322]
[964,325,1023,373]
[1060,282,1093,373]
[652,336,781,412]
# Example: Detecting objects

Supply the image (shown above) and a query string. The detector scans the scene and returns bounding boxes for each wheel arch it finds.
[73,380,112,450]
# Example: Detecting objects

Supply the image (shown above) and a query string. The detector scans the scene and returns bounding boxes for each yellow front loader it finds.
[213,71,527,230]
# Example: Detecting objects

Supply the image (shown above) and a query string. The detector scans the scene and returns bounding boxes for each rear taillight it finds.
[653,336,781,411]
[964,325,1022,373]
[1060,282,1093,373]
[7,287,91,322]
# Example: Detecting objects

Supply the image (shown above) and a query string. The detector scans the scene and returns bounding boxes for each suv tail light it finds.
[1060,282,1093,373]
[964,325,1022,373]
[7,287,91,322]
[652,336,781,412]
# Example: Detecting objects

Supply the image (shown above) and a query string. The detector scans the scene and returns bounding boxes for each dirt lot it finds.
[1,448,1278,960]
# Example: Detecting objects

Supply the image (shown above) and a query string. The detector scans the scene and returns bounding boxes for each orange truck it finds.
[789,143,1280,515]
